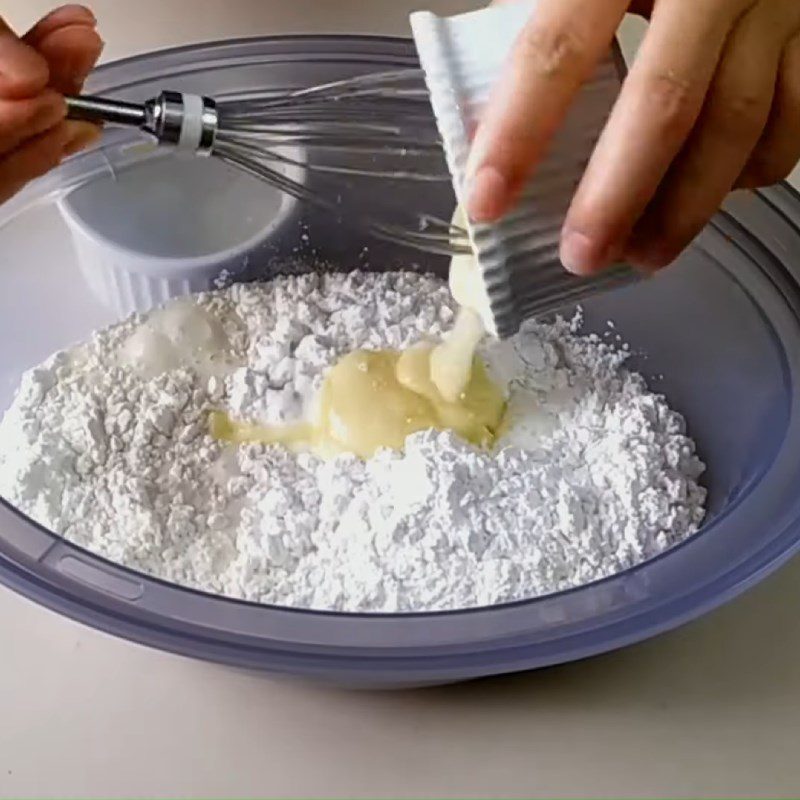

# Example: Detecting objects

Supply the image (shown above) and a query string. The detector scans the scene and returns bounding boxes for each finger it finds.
[465,0,630,222]
[738,34,800,189]
[0,89,65,156]
[24,5,102,95]
[561,0,751,275]
[63,119,101,156]
[24,5,96,46]
[0,18,49,99]
[625,2,783,270]
[0,121,69,204]
[29,24,103,95]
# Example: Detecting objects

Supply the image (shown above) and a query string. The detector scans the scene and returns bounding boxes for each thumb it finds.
[25,6,103,95]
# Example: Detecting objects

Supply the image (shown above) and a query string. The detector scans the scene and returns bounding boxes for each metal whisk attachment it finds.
[66,70,471,257]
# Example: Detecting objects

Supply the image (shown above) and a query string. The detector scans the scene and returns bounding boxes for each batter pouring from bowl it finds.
[0,1,799,275]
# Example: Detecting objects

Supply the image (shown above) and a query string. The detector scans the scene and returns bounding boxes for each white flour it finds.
[0,271,706,612]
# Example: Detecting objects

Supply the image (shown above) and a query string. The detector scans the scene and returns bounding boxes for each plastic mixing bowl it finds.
[1,37,800,688]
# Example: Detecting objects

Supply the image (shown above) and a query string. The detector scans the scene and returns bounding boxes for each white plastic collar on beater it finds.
[177,93,207,154]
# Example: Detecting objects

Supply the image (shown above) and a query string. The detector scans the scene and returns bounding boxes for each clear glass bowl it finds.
[1,36,799,687]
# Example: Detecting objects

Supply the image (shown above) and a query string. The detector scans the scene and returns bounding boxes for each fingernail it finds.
[466,165,508,223]
[62,5,97,24]
[560,229,610,275]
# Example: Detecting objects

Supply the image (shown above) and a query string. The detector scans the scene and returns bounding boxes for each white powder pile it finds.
[0,270,706,612]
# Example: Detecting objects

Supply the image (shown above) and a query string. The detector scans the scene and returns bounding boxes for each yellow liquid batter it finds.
[209,410,313,449]
[429,306,486,403]
[211,341,504,459]
[212,206,502,458]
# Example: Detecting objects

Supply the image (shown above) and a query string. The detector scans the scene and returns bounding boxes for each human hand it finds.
[466,0,800,274]
[0,4,103,204]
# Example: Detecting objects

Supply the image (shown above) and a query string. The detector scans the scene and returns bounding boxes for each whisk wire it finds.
[66,70,470,255]
[209,68,466,253]
[214,138,471,255]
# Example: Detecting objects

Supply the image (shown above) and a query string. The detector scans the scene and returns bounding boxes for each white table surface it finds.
[1,2,799,797]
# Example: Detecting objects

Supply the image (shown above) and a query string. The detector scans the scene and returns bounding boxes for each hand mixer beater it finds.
[66,69,471,258]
